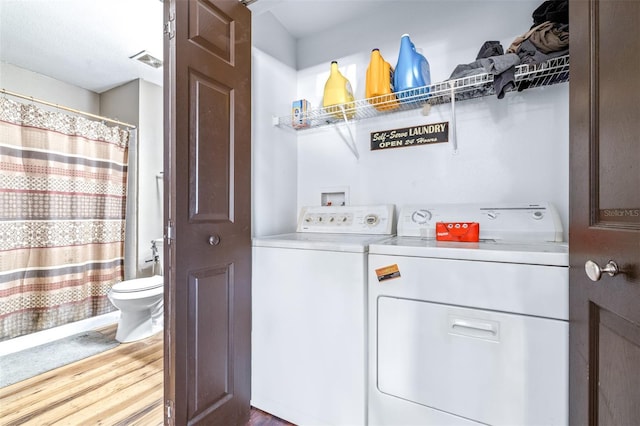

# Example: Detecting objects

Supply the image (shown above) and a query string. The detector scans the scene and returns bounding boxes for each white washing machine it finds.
[252,204,395,426]
[368,202,569,426]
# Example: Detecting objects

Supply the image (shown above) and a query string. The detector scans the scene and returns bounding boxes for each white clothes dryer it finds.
[368,202,569,426]
[252,205,395,426]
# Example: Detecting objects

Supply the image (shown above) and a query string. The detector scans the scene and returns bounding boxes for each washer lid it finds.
[369,237,569,266]
[111,275,163,293]
[253,232,394,253]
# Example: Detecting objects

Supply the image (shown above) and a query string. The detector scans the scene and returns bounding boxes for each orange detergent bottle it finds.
[322,61,355,119]
[366,48,398,111]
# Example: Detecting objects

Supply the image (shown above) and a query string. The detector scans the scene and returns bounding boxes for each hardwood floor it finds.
[248,408,295,426]
[0,325,163,425]
[0,325,292,426]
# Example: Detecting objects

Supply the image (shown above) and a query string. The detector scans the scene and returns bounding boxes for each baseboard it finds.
[0,311,120,356]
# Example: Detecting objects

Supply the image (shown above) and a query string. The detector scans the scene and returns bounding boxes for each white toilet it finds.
[108,239,164,343]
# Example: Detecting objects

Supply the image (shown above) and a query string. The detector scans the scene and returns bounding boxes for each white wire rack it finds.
[277,54,570,130]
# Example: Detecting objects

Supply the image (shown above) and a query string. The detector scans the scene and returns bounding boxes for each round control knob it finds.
[486,211,498,220]
[365,214,379,226]
[532,211,544,220]
[411,209,432,224]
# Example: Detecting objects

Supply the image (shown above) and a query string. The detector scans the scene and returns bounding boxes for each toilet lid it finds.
[111,275,163,293]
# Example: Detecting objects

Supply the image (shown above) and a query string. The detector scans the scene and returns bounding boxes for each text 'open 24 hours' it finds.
[370,122,449,151]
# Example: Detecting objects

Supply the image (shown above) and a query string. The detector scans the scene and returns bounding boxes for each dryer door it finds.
[376,297,568,425]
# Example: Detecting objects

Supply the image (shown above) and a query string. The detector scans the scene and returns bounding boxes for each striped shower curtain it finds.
[0,97,129,341]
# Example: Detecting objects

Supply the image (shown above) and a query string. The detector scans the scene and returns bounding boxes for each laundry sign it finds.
[370,121,449,151]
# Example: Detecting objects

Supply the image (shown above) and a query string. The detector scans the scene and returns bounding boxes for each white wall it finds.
[281,1,570,240]
[296,1,544,72]
[100,80,140,124]
[0,62,99,113]
[101,79,164,277]
[250,5,299,237]
[252,48,299,237]
[100,80,140,280]
[252,11,297,70]
[295,81,569,235]
[137,80,164,270]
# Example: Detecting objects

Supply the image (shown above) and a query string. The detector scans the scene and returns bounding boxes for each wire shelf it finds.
[277,54,569,130]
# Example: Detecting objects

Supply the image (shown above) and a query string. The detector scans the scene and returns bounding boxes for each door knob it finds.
[585,260,619,282]
[208,235,221,246]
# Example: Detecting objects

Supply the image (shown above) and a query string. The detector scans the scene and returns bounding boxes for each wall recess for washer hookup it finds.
[321,187,349,206]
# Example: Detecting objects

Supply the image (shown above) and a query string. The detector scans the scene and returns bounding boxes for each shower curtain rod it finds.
[0,88,137,129]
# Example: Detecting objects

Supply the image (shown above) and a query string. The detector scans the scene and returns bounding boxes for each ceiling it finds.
[0,0,387,94]
[0,0,164,93]
[249,0,389,40]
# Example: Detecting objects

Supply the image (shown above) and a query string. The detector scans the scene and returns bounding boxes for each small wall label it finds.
[375,264,401,282]
[370,121,449,151]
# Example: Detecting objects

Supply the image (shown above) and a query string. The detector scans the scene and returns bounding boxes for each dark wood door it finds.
[569,0,640,424]
[163,0,252,424]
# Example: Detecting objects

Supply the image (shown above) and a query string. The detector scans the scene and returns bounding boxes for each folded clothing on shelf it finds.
[448,41,520,99]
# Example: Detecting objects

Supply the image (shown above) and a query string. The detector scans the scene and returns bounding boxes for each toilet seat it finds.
[111,275,163,293]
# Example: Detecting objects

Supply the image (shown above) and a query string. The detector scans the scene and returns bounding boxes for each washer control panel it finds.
[398,202,563,242]
[297,205,395,234]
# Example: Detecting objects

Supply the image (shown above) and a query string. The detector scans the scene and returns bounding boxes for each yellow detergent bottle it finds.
[366,48,398,111]
[323,61,355,119]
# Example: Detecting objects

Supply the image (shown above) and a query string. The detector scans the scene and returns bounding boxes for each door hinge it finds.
[164,14,175,39]
[165,220,175,245]
[165,399,175,425]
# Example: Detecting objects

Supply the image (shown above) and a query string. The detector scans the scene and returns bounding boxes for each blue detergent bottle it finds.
[393,34,431,102]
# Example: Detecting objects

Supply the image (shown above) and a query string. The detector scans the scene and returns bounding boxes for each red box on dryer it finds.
[435,222,480,242]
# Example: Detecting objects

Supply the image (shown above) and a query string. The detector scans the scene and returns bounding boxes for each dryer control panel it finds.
[397,202,563,242]
[297,204,395,235]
